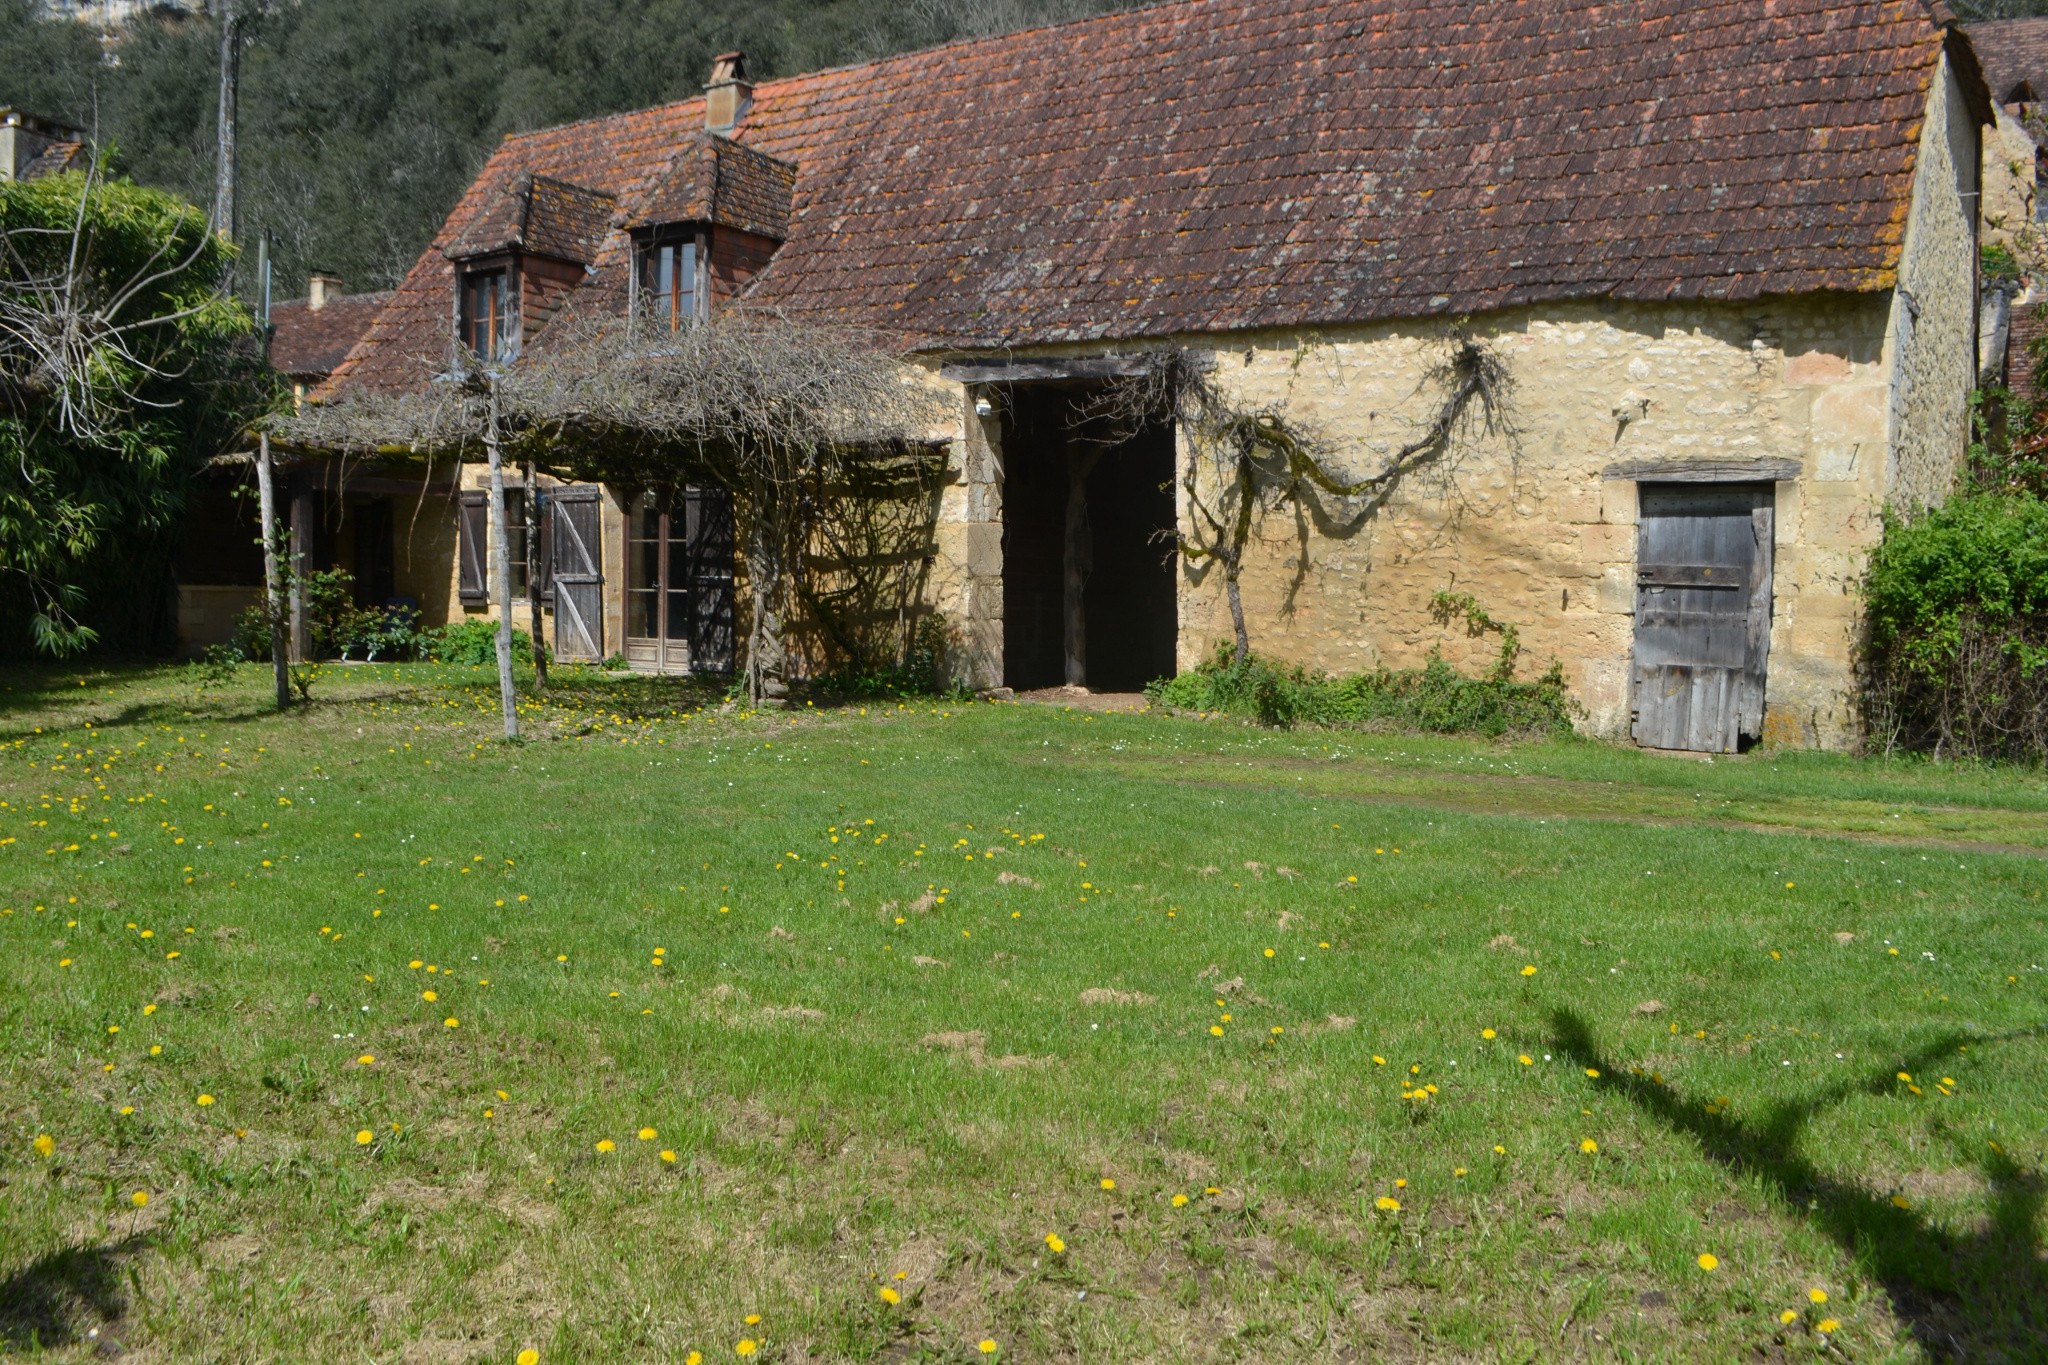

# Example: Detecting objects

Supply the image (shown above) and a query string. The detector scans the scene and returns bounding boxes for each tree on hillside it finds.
[10,0,1146,297]
[0,164,269,655]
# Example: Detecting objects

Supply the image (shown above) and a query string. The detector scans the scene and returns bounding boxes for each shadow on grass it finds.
[1549,1011,2046,1362]
[0,1233,151,1351]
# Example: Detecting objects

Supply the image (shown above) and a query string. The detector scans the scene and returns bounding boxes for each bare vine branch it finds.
[1091,332,1518,665]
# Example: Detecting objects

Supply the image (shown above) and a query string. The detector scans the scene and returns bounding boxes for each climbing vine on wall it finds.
[1093,329,1520,664]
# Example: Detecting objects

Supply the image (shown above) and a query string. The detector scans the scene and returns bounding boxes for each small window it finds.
[461,267,512,359]
[638,236,697,330]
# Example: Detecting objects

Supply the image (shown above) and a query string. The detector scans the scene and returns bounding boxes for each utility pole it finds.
[214,0,239,243]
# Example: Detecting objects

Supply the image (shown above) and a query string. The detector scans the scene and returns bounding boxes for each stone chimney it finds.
[0,107,82,181]
[307,271,344,311]
[705,51,752,136]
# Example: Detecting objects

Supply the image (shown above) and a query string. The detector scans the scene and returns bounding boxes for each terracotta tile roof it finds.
[626,133,796,240]
[18,140,88,180]
[444,172,617,263]
[328,0,1970,395]
[1966,17,2048,105]
[269,290,395,379]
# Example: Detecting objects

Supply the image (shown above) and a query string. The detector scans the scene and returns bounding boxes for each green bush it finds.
[1862,493,2048,761]
[421,618,537,666]
[1147,643,1577,737]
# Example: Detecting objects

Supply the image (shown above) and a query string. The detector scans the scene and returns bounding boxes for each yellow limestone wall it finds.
[1171,296,1902,749]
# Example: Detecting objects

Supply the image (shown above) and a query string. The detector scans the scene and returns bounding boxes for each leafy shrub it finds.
[1148,643,1577,737]
[422,618,537,666]
[1862,493,2048,761]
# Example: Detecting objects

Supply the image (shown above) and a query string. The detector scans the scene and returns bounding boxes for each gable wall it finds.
[1885,51,1980,510]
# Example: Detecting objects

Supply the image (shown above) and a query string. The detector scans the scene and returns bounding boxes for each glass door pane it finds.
[626,493,662,642]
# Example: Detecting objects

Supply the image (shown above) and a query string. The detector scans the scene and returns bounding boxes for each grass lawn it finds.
[2,661,2044,1364]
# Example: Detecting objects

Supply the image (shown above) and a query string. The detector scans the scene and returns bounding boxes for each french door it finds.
[625,487,735,675]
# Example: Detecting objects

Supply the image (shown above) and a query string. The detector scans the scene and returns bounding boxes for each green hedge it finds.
[1862,493,2048,761]
[1147,645,1577,737]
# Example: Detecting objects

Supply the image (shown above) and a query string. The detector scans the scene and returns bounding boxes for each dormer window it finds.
[460,266,512,360]
[637,233,699,330]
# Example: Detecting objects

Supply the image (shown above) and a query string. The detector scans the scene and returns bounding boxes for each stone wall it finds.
[1886,52,1981,511]
[1154,296,1895,749]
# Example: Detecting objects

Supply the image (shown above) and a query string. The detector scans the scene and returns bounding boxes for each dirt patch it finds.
[1633,1000,1666,1015]
[996,871,1039,888]
[768,926,796,942]
[909,890,937,913]
[912,956,947,968]
[763,1005,826,1022]
[1488,934,1518,949]
[201,1232,262,1266]
[1013,687,1151,713]
[920,1029,1045,1070]
[1079,988,1155,1006]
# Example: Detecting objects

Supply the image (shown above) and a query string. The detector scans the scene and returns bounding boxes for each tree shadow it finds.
[0,1233,151,1351]
[1548,1010,2046,1362]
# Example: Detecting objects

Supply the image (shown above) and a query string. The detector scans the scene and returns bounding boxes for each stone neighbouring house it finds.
[313,0,1993,752]
[1966,17,2048,395]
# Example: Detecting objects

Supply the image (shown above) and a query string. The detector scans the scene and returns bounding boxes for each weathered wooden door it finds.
[1631,484,1774,753]
[549,486,604,662]
[683,486,736,674]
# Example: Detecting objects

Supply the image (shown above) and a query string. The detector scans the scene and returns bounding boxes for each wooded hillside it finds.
[4,0,1139,296]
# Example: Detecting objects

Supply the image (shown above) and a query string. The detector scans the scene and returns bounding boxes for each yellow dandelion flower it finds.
[979,1341,998,1356]
[1481,1028,1496,1039]
[1375,1196,1401,1211]
[1891,1194,1912,1210]
[595,1139,616,1153]
[196,1093,215,1106]
[1780,1310,1798,1325]
[130,1190,149,1207]
[743,1315,761,1327]
[661,1150,677,1163]
[735,1342,758,1357]
[1494,1145,1506,1154]
[878,1286,900,1305]
[1817,1319,1839,1334]
[1521,964,1537,977]
[1696,1253,1719,1271]
[358,1054,375,1066]
[422,990,438,1002]
[356,1130,374,1146]
[1580,1139,1598,1154]
[444,1017,459,1028]
[518,1352,540,1365]
[1044,1233,1066,1254]
[1518,1055,1533,1066]
[1808,1288,1828,1304]
[1099,1178,1115,1190]
[638,1127,657,1141]
[33,1133,55,1158]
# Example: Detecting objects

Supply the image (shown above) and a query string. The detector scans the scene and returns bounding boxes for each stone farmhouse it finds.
[1965,16,2048,394]
[279,0,1992,752]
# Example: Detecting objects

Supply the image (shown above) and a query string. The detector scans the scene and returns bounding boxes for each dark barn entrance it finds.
[999,383,1177,691]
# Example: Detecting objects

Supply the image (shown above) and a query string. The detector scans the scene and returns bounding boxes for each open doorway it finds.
[999,382,1176,691]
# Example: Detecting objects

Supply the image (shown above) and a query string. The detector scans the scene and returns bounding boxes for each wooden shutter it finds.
[457,491,488,606]
[549,486,604,661]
